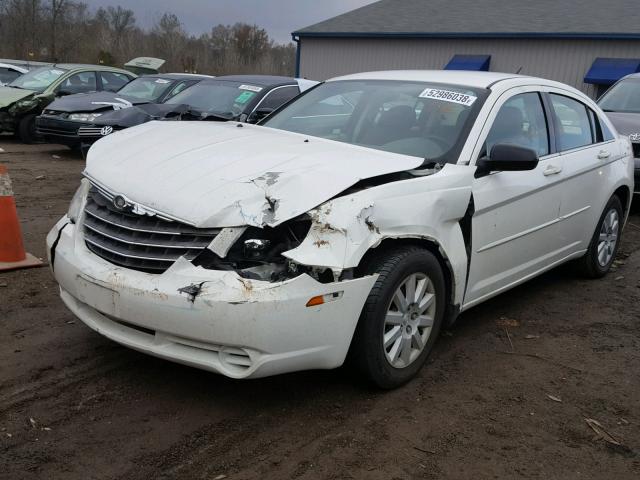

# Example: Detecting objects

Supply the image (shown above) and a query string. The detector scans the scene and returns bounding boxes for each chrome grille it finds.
[78,127,111,137]
[83,187,219,273]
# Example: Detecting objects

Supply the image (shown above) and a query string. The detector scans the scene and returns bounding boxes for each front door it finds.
[464,89,565,308]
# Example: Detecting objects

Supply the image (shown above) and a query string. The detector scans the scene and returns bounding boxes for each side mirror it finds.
[56,88,73,97]
[250,107,274,123]
[475,144,539,178]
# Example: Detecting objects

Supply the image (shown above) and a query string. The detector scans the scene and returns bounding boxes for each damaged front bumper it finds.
[46,216,376,379]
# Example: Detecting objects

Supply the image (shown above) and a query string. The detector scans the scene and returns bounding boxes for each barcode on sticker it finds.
[419,88,477,106]
[239,84,263,92]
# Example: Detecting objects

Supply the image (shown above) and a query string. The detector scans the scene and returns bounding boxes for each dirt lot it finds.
[0,137,639,480]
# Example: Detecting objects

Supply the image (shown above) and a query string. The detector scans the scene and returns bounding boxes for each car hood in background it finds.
[0,87,33,108]
[46,91,150,113]
[604,111,640,137]
[85,122,424,228]
[90,103,190,128]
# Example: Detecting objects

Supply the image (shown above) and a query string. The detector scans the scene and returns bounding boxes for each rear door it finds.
[464,88,565,307]
[545,90,619,253]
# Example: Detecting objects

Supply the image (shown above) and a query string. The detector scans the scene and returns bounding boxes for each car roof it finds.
[141,73,214,81]
[213,75,299,87]
[52,64,134,74]
[0,62,28,73]
[328,70,532,88]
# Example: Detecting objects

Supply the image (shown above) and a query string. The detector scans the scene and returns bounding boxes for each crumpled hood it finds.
[47,91,147,113]
[85,121,424,228]
[0,87,33,108]
[604,111,640,137]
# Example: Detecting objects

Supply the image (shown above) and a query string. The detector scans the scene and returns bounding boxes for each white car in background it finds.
[47,71,634,388]
[0,62,28,86]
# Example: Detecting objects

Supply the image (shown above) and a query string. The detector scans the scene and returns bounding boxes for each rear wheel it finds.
[350,247,446,389]
[17,114,39,144]
[577,195,623,278]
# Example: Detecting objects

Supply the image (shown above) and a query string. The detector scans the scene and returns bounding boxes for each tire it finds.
[17,114,38,144]
[577,195,623,278]
[350,246,446,389]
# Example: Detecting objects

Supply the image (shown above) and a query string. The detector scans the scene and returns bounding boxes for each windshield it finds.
[262,80,486,161]
[9,67,67,92]
[118,77,175,101]
[598,78,640,113]
[164,80,262,117]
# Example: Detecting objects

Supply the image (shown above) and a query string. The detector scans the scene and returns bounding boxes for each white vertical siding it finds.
[299,37,640,97]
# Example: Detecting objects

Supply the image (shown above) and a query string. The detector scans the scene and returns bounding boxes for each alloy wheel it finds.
[597,208,619,267]
[383,273,436,368]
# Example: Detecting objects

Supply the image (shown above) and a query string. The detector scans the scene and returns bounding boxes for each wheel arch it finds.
[356,236,460,326]
[612,184,631,217]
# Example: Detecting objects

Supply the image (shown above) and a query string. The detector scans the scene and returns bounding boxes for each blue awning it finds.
[584,57,640,85]
[445,54,491,71]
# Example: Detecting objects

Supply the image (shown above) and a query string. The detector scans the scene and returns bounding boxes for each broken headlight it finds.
[193,217,311,281]
[67,179,89,224]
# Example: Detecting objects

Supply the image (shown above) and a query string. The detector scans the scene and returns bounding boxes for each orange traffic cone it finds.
[0,164,43,271]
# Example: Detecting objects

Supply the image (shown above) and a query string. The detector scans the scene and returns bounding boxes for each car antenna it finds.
[515,66,523,74]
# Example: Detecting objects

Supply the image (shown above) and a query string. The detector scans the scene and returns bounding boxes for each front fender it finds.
[284,164,475,305]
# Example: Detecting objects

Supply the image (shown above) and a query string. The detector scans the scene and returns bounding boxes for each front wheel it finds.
[17,114,39,144]
[577,195,623,278]
[350,247,446,389]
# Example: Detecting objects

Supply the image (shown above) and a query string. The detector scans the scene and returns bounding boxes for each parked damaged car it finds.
[47,75,318,146]
[47,71,634,388]
[0,64,135,143]
[598,73,640,193]
[37,73,214,149]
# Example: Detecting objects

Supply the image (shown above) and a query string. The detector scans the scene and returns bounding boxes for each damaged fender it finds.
[284,164,475,306]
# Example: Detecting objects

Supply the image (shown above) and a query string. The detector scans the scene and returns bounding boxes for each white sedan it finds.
[47,71,634,388]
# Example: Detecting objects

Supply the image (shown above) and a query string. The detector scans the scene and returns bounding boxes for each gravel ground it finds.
[1,138,639,480]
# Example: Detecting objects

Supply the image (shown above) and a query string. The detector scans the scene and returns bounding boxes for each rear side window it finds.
[549,94,594,151]
[100,72,131,92]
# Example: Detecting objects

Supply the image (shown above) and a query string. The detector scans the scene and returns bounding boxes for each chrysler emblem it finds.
[101,126,114,136]
[113,195,128,210]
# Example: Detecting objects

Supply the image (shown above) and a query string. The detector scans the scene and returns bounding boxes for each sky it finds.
[83,0,378,43]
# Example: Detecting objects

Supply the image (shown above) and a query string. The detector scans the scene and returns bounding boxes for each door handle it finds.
[543,164,562,176]
[597,150,611,160]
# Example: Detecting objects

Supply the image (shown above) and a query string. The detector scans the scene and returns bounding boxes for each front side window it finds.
[9,67,68,92]
[598,78,640,113]
[550,94,594,151]
[259,86,300,110]
[59,72,97,94]
[263,80,487,161]
[118,77,176,101]
[485,92,549,157]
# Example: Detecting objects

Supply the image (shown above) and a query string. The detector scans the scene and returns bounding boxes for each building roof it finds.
[294,0,640,39]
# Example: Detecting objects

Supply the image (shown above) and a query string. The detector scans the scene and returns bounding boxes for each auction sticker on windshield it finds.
[239,84,263,92]
[419,88,477,107]
[235,91,256,104]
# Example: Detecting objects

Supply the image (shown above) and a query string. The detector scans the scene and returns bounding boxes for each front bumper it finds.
[46,217,376,379]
